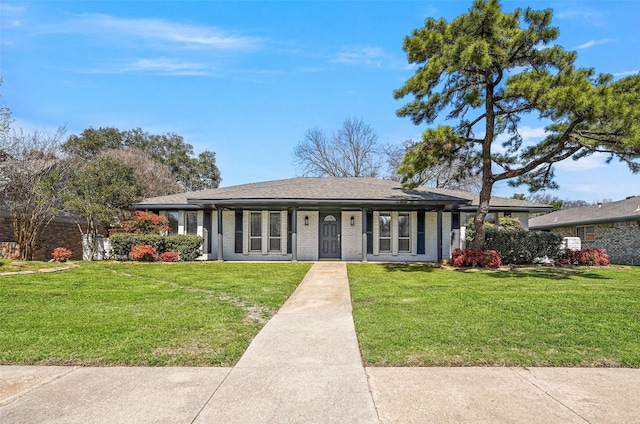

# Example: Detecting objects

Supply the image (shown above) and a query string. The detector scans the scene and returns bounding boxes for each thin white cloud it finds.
[493,125,547,154]
[333,46,387,68]
[48,13,263,50]
[75,58,210,76]
[613,70,639,77]
[518,126,547,141]
[556,153,608,172]
[122,58,208,75]
[555,9,604,26]
[0,3,25,26]
[576,39,614,50]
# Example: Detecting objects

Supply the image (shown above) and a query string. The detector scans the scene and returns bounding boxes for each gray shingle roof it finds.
[529,196,640,229]
[135,177,550,211]
[422,187,549,210]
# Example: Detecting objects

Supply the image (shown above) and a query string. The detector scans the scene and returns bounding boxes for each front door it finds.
[319,213,341,259]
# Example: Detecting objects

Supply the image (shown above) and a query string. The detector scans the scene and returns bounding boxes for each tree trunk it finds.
[472,76,497,250]
[472,178,494,249]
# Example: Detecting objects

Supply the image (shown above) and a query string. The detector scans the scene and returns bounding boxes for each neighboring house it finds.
[134,177,549,262]
[0,208,83,260]
[529,196,640,265]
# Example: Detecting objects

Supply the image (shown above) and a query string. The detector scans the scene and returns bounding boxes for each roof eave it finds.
[187,198,471,208]
[530,214,640,230]
[133,203,201,210]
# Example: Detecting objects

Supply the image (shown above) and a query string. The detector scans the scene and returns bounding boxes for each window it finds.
[269,212,281,251]
[166,211,179,234]
[366,212,373,254]
[577,226,595,242]
[464,212,497,225]
[235,211,243,254]
[186,211,198,235]
[379,213,391,252]
[250,212,262,251]
[398,213,410,252]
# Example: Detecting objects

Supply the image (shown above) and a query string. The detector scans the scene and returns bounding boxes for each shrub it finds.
[51,247,73,262]
[556,248,610,266]
[110,234,166,258]
[484,228,563,265]
[110,233,202,261]
[129,245,158,262]
[452,248,502,268]
[165,235,203,261]
[121,211,169,235]
[159,251,179,262]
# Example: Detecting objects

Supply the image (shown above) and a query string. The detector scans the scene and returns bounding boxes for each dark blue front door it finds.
[319,213,341,259]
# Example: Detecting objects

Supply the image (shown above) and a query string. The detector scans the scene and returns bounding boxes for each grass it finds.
[0,260,70,273]
[348,263,640,368]
[0,261,311,366]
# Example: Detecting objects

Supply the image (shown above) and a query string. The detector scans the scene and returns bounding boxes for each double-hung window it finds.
[185,211,198,235]
[577,225,595,242]
[166,211,179,234]
[379,213,391,252]
[269,212,281,251]
[250,212,262,251]
[398,213,410,252]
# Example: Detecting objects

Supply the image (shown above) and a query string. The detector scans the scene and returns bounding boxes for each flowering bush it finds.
[452,248,502,268]
[129,245,159,262]
[556,248,610,266]
[159,251,179,262]
[52,247,73,262]
[122,211,169,235]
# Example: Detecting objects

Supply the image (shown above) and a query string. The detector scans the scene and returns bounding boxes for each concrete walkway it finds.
[1,262,640,423]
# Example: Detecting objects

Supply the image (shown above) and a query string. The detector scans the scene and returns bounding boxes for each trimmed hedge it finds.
[483,228,563,265]
[165,235,203,262]
[110,233,203,261]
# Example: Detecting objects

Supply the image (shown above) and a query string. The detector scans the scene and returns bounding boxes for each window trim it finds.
[379,212,392,253]
[268,211,281,252]
[577,225,595,242]
[398,212,410,253]
[166,211,179,235]
[185,211,198,235]
[249,212,262,252]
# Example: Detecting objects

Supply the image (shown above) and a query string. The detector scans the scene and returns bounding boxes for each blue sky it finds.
[1,0,638,202]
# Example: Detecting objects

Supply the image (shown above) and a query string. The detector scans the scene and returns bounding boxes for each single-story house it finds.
[0,208,83,261]
[529,196,640,265]
[134,177,550,262]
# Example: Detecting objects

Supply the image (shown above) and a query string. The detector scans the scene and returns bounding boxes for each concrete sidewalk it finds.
[193,261,378,423]
[1,262,640,423]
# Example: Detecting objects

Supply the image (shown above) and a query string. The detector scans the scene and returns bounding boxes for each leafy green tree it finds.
[63,127,221,191]
[64,156,143,259]
[394,0,640,248]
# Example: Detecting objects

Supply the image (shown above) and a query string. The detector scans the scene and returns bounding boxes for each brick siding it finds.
[0,216,83,261]
[550,220,640,265]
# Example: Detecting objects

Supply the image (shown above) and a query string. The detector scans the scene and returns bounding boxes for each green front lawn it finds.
[349,264,640,367]
[0,261,311,366]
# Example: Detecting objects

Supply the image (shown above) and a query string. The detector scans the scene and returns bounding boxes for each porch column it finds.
[217,208,223,261]
[291,208,298,262]
[437,209,443,262]
[361,208,368,262]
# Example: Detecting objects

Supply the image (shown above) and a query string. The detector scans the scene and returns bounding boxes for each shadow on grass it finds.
[488,267,611,281]
[380,263,438,273]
